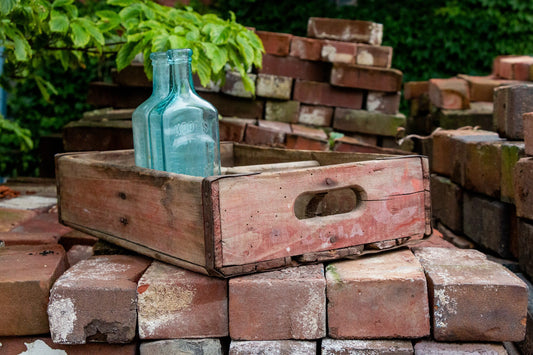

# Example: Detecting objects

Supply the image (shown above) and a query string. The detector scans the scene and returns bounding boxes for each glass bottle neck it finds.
[152,58,170,98]
[168,49,195,96]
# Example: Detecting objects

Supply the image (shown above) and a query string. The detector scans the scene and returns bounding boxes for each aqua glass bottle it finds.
[149,48,221,177]
[132,52,170,168]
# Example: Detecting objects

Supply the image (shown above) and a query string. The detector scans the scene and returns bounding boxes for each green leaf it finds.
[116,38,149,71]
[107,0,136,6]
[49,10,69,34]
[52,0,74,8]
[200,42,227,74]
[70,21,90,47]
[168,34,188,49]
[0,0,16,15]
[12,33,31,61]
[152,34,170,52]
[77,18,105,46]
[96,10,122,32]
[202,23,231,45]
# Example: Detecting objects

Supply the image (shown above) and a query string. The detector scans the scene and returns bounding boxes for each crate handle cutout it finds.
[293,185,367,220]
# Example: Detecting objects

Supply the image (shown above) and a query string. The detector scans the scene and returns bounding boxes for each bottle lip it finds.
[167,48,193,63]
[149,51,168,61]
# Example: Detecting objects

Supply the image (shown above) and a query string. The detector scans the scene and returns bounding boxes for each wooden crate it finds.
[56,143,431,277]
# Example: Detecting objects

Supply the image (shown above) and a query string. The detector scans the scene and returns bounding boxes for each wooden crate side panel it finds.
[217,156,428,266]
[57,154,207,266]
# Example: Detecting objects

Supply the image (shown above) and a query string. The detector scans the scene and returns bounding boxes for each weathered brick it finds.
[515,157,533,220]
[219,117,255,142]
[229,264,326,340]
[463,191,512,258]
[333,108,406,137]
[464,139,502,198]
[0,337,137,354]
[320,40,357,64]
[259,54,331,82]
[333,136,397,155]
[414,227,458,249]
[229,340,316,354]
[307,17,383,45]
[256,74,293,100]
[298,104,333,126]
[366,91,400,114]
[0,195,56,211]
[430,174,463,233]
[355,44,393,68]
[112,63,150,87]
[58,230,98,251]
[326,249,430,339]
[87,82,151,108]
[199,92,265,119]
[264,100,300,123]
[0,244,67,336]
[193,73,221,92]
[290,123,328,140]
[48,255,151,344]
[493,84,533,140]
[331,64,402,92]
[67,245,94,267]
[62,120,133,152]
[497,55,533,80]
[0,231,58,246]
[518,220,533,286]
[403,81,429,100]
[516,273,533,355]
[524,112,533,156]
[428,78,470,110]
[256,31,293,56]
[10,210,71,236]
[289,36,323,61]
[457,74,518,102]
[221,71,257,99]
[258,120,292,133]
[137,261,228,339]
[414,340,507,354]
[293,79,363,109]
[413,247,528,342]
[500,141,525,204]
[322,339,413,355]
[436,101,494,131]
[285,134,329,151]
[140,339,222,355]
[243,124,286,147]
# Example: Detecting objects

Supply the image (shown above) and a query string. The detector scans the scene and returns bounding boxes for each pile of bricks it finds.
[82,17,409,156]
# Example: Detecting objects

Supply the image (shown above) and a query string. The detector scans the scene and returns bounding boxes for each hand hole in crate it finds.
[294,185,366,220]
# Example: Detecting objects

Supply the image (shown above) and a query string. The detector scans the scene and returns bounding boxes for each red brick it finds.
[500,141,526,204]
[62,120,133,152]
[67,245,94,267]
[221,71,257,98]
[497,55,533,80]
[518,219,533,281]
[320,40,356,64]
[307,17,383,45]
[10,210,71,236]
[0,337,137,354]
[515,157,533,220]
[436,223,475,249]
[290,123,328,140]
[0,195,56,212]
[430,174,463,234]
[414,340,507,354]
[354,44,393,68]
[285,134,329,151]
[464,140,502,198]
[331,64,402,92]
[256,74,293,100]
[517,273,533,355]
[333,108,406,137]
[219,117,255,142]
[229,264,326,340]
[493,84,533,140]
[199,91,265,119]
[264,100,300,123]
[366,91,400,114]
[258,120,292,133]
[259,54,331,82]
[243,124,286,147]
[87,82,151,108]
[326,249,430,339]
[137,261,228,339]
[298,104,333,127]
[412,228,457,249]
[289,36,323,61]
[112,63,151,87]
[47,255,151,344]
[458,74,519,102]
[428,78,470,109]
[403,81,429,100]
[321,339,413,354]
[256,31,293,56]
[332,136,403,155]
[436,101,494,131]
[523,112,533,156]
[0,244,67,336]
[413,247,528,342]
[58,230,98,251]
[0,231,58,246]
[229,340,316,354]
[293,79,363,109]
[140,339,222,354]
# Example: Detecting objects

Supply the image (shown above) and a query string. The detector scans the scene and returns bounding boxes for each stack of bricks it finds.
[0,180,530,353]
[84,17,409,156]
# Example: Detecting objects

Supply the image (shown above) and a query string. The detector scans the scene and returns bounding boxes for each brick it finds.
[500,141,525,204]
[243,124,286,147]
[298,104,333,126]
[264,100,300,123]
[219,117,255,142]
[464,139,502,198]
[62,120,133,151]
[193,73,221,92]
[289,36,322,61]
[67,245,94,267]
[0,195,57,211]
[140,339,222,355]
[112,63,150,87]
[259,54,331,82]
[221,71,256,98]
[87,82,151,108]
[58,230,98,251]
[414,340,507,354]
[430,174,463,233]
[0,244,67,336]
[331,64,402,92]
[354,44,393,68]
[518,220,533,282]
[457,74,518,102]
[524,112,533,156]
[258,120,292,133]
[333,108,406,137]
[413,227,457,249]
[493,84,533,140]
[256,31,293,56]
[436,101,494,131]
[428,78,470,110]
[285,134,329,151]
[10,210,71,236]
[290,123,328,140]
[320,40,357,64]
[307,17,383,45]
[403,81,429,100]
[413,247,528,342]
[366,91,400,114]
[293,79,363,109]
[0,231,58,246]
[322,339,413,354]
[497,55,533,80]
[48,255,151,344]
[463,191,512,258]
[229,340,316,354]
[256,74,293,100]
[333,136,395,154]
[137,261,228,339]
[515,157,533,220]
[516,273,533,355]
[199,92,265,119]
[0,337,137,354]
[327,250,430,339]
[229,264,326,340]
